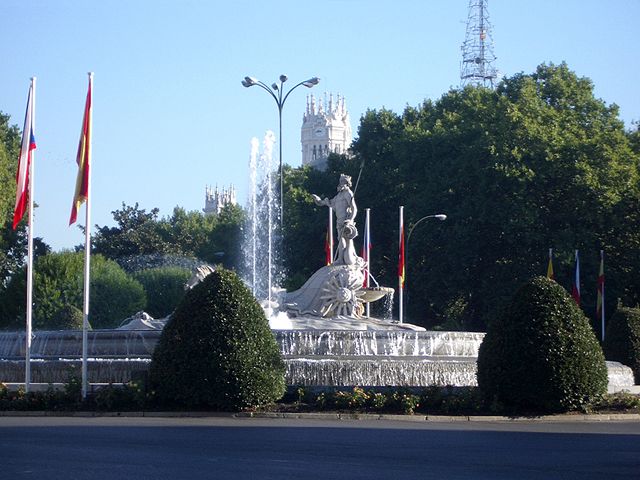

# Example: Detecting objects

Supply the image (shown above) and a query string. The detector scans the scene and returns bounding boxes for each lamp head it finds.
[435,214,447,221]
[279,74,288,83]
[303,77,320,88]
[242,76,258,87]
[271,83,278,90]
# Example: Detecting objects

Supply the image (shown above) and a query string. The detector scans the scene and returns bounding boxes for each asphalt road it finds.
[1,416,639,479]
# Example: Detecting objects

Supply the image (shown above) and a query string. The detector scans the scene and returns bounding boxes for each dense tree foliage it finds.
[477,276,607,412]
[296,62,639,330]
[0,251,146,330]
[132,266,191,318]
[149,268,285,410]
[92,203,245,270]
[603,305,640,383]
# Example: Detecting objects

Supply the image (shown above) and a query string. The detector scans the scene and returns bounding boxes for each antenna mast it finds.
[460,0,498,88]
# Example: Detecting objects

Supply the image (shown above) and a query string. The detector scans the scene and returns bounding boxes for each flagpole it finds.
[399,206,404,324]
[600,250,605,341]
[25,77,36,393]
[81,72,94,400]
[328,207,333,263]
[365,208,371,318]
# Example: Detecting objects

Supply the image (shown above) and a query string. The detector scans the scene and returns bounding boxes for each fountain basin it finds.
[0,329,635,389]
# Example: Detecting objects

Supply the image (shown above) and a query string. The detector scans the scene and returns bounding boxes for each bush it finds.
[603,306,640,383]
[477,276,608,412]
[50,305,85,330]
[133,266,191,318]
[149,268,285,410]
[0,252,146,330]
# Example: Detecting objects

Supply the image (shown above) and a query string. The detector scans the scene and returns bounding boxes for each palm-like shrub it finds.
[477,276,608,412]
[149,268,285,410]
[603,306,640,383]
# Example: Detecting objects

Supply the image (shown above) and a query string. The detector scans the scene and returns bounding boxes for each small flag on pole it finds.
[571,250,581,305]
[546,248,554,280]
[13,82,37,230]
[597,250,605,340]
[69,75,92,225]
[324,229,332,266]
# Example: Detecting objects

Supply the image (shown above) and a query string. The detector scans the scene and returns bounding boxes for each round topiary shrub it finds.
[148,268,285,410]
[603,306,640,384]
[477,276,608,412]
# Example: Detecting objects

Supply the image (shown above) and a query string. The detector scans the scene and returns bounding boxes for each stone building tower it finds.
[301,93,352,170]
[203,184,237,216]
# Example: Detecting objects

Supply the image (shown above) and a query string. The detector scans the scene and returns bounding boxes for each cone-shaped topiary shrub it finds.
[149,268,285,410]
[477,276,608,412]
[603,306,640,384]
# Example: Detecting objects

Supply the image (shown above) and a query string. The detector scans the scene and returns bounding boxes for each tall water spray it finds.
[244,131,280,306]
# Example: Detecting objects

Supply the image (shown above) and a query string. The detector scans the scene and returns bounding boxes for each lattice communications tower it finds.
[460,0,498,88]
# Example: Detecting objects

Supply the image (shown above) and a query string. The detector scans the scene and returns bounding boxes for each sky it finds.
[2,0,639,251]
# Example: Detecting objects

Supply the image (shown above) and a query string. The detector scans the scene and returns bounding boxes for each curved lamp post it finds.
[405,214,447,322]
[242,74,320,227]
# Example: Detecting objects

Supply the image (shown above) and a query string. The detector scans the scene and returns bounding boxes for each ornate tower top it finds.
[203,184,237,216]
[301,93,352,170]
[460,0,498,88]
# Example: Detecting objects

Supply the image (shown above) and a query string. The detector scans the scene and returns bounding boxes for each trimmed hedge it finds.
[149,268,285,410]
[604,306,640,383]
[477,276,608,412]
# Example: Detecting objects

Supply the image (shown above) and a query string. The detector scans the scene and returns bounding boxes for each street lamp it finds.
[242,74,320,227]
[405,214,447,322]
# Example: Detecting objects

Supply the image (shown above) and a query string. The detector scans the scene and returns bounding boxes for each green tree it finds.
[133,266,191,318]
[0,251,146,330]
[92,203,245,271]
[348,62,639,330]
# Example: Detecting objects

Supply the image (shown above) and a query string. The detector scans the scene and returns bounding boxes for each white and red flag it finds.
[13,81,37,230]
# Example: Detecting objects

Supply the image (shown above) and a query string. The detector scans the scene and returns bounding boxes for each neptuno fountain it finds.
[0,139,635,391]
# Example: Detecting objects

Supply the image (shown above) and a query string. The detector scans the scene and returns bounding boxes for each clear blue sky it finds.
[2,0,639,251]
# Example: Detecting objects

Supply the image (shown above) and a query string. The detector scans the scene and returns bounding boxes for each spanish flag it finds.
[546,248,554,280]
[69,74,92,225]
[324,229,332,266]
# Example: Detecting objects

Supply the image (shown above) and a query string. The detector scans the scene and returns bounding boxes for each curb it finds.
[1,411,639,422]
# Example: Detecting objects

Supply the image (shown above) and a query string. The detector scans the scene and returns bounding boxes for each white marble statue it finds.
[311,174,359,266]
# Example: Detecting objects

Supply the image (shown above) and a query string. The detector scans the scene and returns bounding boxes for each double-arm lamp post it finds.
[404,214,447,322]
[242,74,320,227]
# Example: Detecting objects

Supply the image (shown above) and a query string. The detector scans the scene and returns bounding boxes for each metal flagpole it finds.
[328,207,333,264]
[25,77,36,393]
[399,206,404,324]
[81,72,94,400]
[600,250,605,341]
[365,208,371,318]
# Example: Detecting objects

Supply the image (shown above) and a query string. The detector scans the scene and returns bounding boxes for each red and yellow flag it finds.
[69,75,92,225]
[324,229,332,266]
[546,248,554,280]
